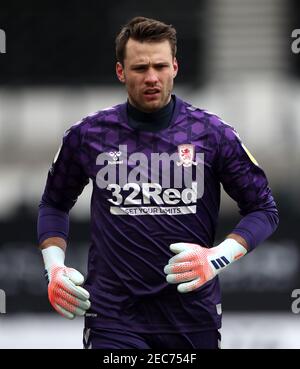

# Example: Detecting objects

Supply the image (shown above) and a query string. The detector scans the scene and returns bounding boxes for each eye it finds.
[109,152,114,157]
[156,64,168,70]
[116,152,121,157]
[133,66,147,72]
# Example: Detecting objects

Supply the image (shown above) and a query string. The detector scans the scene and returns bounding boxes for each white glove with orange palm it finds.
[164,239,247,293]
[42,246,91,319]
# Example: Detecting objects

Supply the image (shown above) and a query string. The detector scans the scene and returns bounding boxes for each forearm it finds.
[226,233,249,251]
[231,209,279,251]
[37,204,69,246]
[39,237,67,251]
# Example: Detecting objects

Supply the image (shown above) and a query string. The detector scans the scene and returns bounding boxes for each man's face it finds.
[116,38,178,113]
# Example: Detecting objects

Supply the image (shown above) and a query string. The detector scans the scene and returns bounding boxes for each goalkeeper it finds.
[37,16,279,349]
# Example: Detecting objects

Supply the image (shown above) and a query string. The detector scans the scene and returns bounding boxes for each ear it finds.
[116,62,125,83]
[173,58,178,78]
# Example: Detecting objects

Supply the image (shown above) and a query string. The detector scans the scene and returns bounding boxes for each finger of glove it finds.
[168,250,195,264]
[166,270,198,284]
[164,261,194,275]
[74,285,90,301]
[170,243,195,254]
[58,276,90,301]
[55,297,89,317]
[65,268,85,286]
[53,303,75,320]
[54,288,91,310]
[177,277,203,293]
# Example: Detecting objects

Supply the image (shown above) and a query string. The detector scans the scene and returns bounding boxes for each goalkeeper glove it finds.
[42,245,91,319]
[164,239,247,293]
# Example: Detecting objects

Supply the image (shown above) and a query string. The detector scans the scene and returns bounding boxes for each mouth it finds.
[144,88,160,95]
[143,88,161,100]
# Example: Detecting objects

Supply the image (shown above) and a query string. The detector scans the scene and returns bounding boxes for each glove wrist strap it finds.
[210,238,247,274]
[41,245,65,271]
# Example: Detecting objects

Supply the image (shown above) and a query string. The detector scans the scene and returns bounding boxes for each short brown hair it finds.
[115,16,177,64]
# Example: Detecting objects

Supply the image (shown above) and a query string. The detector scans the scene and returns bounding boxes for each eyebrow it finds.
[130,62,170,69]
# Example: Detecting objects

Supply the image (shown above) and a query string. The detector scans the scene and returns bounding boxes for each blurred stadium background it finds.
[1,0,300,348]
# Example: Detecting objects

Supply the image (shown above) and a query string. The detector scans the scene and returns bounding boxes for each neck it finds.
[127,96,175,131]
[128,99,173,122]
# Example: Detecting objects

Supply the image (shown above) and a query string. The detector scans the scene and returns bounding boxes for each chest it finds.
[83,123,215,181]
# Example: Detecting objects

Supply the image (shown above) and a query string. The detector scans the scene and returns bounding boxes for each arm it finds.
[164,121,278,293]
[217,124,279,251]
[38,122,90,319]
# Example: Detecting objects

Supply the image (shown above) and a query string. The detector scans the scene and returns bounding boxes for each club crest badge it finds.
[176,144,197,167]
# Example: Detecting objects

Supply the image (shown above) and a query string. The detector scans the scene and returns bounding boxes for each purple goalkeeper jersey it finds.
[39,95,278,333]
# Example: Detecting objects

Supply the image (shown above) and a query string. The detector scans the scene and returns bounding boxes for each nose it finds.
[144,69,159,85]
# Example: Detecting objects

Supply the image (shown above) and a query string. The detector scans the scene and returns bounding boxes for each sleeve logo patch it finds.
[53,144,62,165]
[241,143,259,166]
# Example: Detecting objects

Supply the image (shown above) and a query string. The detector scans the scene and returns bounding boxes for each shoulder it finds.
[63,103,124,139]
[179,97,238,143]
